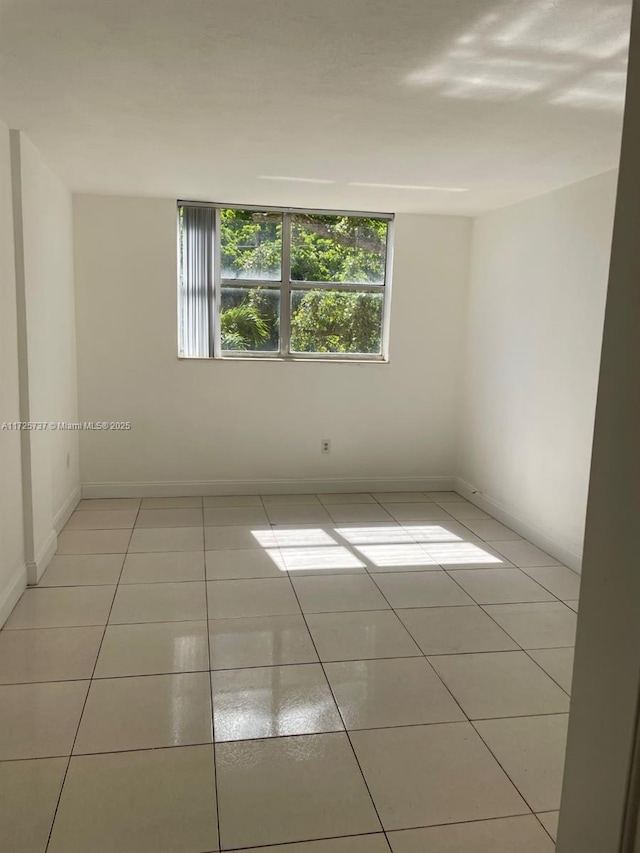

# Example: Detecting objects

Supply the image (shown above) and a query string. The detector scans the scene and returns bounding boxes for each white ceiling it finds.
[0,0,631,214]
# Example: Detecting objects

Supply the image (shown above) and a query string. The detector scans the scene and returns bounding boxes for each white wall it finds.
[458,171,618,567]
[0,130,80,598]
[19,133,79,548]
[0,121,26,624]
[74,195,471,492]
[559,8,640,844]
[0,124,79,622]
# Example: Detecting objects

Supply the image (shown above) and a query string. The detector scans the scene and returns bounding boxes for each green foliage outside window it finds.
[220,209,282,281]
[218,209,388,354]
[291,290,383,354]
[220,287,280,351]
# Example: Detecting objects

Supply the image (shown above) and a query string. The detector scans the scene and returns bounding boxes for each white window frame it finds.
[178,201,394,362]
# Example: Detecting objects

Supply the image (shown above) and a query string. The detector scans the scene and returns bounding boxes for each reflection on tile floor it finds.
[0,491,575,851]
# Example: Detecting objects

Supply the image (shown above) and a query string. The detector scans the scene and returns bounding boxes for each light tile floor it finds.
[0,491,577,852]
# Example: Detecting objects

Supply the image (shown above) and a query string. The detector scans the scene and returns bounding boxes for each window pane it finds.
[220,287,280,352]
[290,214,388,284]
[220,209,282,280]
[290,289,383,355]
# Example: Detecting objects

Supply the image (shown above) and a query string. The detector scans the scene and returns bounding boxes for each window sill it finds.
[177,355,390,364]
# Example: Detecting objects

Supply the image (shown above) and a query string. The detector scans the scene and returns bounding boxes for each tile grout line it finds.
[282,566,395,853]
[0,708,575,764]
[202,500,223,851]
[218,829,384,852]
[216,810,543,850]
[475,598,575,656]
[441,562,562,603]
[469,715,563,819]
[516,565,582,598]
[534,812,558,844]
[0,644,577,687]
[436,566,574,700]
[358,564,475,741]
[43,505,138,853]
[210,803,548,851]
[362,530,566,820]
[282,530,560,845]
[518,647,572,699]
[4,604,582,633]
[450,560,572,816]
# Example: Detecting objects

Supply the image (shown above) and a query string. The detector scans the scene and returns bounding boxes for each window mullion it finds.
[290,281,384,292]
[280,212,292,357]
[213,207,222,358]
[381,215,394,361]
[219,278,279,288]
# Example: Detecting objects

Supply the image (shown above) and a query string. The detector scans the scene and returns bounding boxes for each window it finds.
[178,203,393,360]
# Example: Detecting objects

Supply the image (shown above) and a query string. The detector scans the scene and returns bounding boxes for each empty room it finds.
[1,1,639,852]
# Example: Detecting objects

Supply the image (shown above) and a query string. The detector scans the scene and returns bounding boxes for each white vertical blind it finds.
[179,205,214,357]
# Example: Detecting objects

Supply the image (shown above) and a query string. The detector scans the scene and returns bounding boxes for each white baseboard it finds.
[454,477,582,573]
[53,485,81,533]
[82,476,456,499]
[27,529,57,585]
[0,563,27,628]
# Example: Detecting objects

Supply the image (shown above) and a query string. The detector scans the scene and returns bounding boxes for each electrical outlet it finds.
[321,439,331,454]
